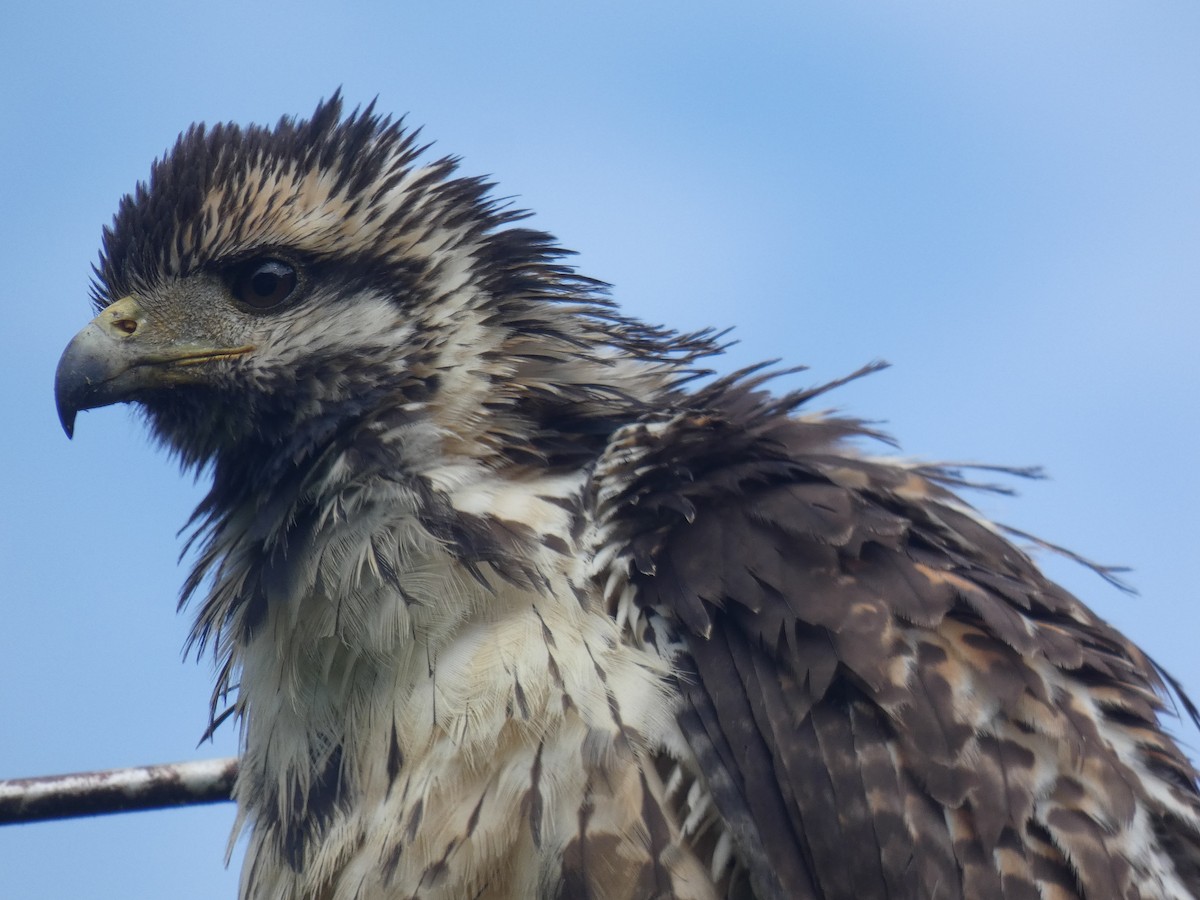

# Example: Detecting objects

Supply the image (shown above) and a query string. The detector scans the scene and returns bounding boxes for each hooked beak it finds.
[54,295,253,437]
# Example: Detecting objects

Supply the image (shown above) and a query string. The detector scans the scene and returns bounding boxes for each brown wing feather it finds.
[599,371,1200,899]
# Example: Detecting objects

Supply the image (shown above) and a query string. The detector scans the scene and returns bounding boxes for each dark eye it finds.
[231,259,298,309]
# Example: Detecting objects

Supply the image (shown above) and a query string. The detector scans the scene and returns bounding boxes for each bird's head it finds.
[56,94,715,475]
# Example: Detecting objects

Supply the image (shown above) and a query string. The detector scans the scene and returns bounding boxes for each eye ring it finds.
[229,258,298,310]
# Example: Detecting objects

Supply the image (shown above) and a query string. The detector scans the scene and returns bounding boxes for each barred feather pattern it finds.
[589,369,1200,900]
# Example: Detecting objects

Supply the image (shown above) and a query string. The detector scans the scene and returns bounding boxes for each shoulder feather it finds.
[594,368,1200,900]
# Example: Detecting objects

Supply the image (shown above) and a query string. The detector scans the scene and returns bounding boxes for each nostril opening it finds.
[113,318,137,335]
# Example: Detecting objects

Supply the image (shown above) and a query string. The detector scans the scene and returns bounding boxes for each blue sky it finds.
[2,3,1199,897]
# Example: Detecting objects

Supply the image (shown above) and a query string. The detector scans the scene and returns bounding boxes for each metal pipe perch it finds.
[0,757,237,825]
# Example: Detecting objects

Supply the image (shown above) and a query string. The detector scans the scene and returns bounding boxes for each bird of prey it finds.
[55,94,1200,900]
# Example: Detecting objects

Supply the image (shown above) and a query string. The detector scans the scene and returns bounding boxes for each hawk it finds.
[55,95,1200,900]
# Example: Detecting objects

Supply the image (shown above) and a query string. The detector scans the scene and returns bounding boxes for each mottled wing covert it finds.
[600,369,1200,900]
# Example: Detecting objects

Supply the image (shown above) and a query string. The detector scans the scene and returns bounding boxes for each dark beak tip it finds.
[58,405,77,439]
[54,352,81,439]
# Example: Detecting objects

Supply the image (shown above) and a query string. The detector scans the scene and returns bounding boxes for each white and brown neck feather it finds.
[175,320,718,899]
